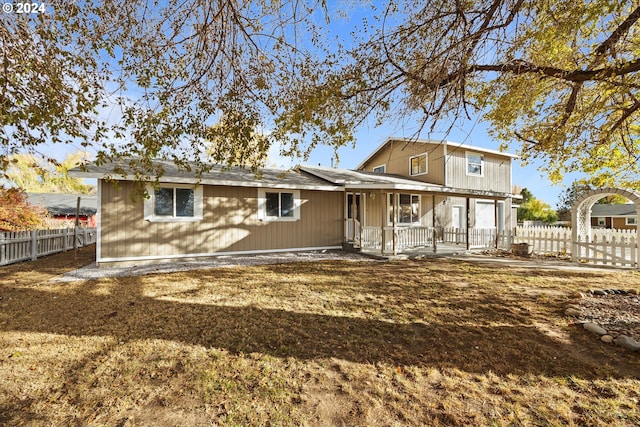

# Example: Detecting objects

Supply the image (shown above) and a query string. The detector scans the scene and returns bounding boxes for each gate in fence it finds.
[571,188,640,268]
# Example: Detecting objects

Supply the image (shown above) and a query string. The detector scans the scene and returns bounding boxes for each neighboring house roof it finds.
[590,204,637,217]
[70,159,341,191]
[27,193,98,216]
[71,159,518,199]
[356,137,518,170]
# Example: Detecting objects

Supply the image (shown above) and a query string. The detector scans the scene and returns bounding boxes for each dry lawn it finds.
[1,246,640,426]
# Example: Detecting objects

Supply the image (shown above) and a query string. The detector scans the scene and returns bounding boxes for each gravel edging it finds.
[566,289,640,353]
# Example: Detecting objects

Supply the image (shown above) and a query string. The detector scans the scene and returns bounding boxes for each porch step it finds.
[342,241,361,253]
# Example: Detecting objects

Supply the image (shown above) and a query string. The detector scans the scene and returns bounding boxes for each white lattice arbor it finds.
[571,187,640,263]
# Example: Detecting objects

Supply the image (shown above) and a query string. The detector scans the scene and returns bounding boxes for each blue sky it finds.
[290,1,580,208]
[39,0,580,208]
[290,116,576,209]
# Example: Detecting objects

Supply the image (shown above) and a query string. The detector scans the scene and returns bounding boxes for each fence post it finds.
[31,230,37,261]
[0,232,5,266]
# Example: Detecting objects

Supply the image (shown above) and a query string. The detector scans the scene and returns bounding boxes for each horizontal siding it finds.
[100,181,344,261]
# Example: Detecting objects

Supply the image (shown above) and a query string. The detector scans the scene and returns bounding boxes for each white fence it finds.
[0,228,97,266]
[575,234,638,268]
[514,226,639,268]
[514,226,571,254]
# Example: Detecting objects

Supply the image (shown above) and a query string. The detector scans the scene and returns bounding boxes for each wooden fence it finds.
[574,234,638,268]
[0,228,97,266]
[513,226,571,255]
[514,226,639,268]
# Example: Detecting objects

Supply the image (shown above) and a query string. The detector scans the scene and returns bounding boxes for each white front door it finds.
[452,205,464,229]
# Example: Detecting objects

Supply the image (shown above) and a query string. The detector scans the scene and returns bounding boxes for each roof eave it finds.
[70,170,343,192]
[355,137,518,170]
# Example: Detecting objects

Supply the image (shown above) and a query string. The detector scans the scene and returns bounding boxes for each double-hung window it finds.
[409,153,427,176]
[467,152,484,176]
[144,184,203,222]
[626,216,637,226]
[258,189,300,221]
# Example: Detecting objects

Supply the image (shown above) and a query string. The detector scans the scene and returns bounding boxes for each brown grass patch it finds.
[1,246,640,426]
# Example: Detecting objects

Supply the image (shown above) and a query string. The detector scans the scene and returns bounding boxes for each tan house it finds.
[72,138,519,266]
[590,204,637,230]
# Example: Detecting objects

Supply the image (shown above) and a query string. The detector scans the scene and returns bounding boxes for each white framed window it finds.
[626,216,637,225]
[388,193,420,225]
[372,164,386,173]
[466,152,484,176]
[258,189,301,221]
[409,153,427,176]
[597,217,606,226]
[144,184,203,222]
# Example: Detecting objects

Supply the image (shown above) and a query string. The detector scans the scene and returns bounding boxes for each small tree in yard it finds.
[517,188,558,224]
[0,187,48,231]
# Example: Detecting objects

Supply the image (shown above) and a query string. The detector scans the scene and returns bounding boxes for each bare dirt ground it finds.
[1,246,640,426]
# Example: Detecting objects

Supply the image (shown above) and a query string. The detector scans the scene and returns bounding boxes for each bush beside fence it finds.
[0,228,97,266]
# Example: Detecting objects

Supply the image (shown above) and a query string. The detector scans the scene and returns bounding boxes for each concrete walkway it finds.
[54,248,635,282]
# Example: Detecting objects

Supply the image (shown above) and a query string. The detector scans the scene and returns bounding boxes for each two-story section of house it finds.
[354,137,518,234]
[72,136,520,265]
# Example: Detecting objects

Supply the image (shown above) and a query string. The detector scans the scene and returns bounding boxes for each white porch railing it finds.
[441,227,512,249]
[361,226,436,254]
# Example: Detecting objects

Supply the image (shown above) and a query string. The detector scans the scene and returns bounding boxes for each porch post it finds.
[392,192,397,255]
[380,190,386,255]
[494,199,498,249]
[344,191,348,242]
[432,195,437,253]
[351,190,356,243]
[359,192,364,246]
[466,197,470,251]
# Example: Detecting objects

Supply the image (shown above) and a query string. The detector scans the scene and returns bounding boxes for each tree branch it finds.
[462,58,640,83]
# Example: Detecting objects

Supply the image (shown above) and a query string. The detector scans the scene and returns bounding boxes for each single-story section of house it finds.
[590,204,637,230]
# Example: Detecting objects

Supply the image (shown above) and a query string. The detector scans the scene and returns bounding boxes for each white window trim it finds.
[144,184,203,222]
[466,151,484,177]
[258,189,301,222]
[388,193,421,225]
[409,153,428,176]
[372,164,386,173]
[597,217,606,226]
[626,216,637,225]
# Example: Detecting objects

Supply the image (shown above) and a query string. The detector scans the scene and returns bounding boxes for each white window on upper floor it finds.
[373,164,386,173]
[409,153,427,176]
[466,152,484,177]
[144,184,203,222]
[258,189,301,221]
